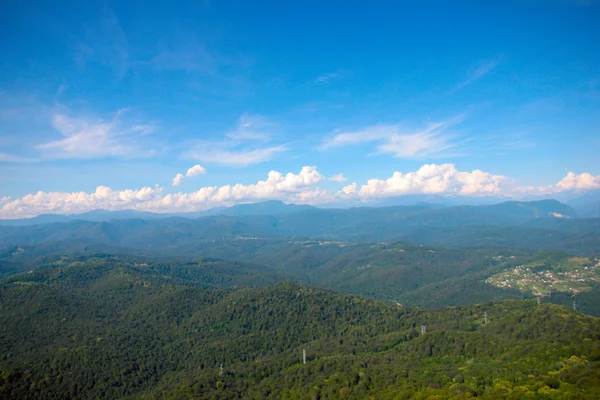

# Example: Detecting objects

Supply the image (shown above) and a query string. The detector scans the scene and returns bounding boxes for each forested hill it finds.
[3,247,600,316]
[1,261,599,399]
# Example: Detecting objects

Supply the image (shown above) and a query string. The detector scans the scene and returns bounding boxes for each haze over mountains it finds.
[0,194,590,224]
[0,199,596,252]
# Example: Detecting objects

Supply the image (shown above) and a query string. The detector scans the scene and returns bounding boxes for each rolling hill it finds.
[1,261,599,399]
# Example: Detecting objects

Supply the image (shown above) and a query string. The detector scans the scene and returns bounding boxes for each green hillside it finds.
[1,261,599,399]
[3,243,600,316]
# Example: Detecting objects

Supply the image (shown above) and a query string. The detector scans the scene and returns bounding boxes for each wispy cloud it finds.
[449,55,503,94]
[183,144,287,167]
[225,114,274,142]
[35,110,157,160]
[182,114,287,166]
[320,116,465,159]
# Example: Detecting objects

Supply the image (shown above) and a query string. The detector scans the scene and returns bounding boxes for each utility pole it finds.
[421,325,426,335]
[303,349,306,365]
[484,312,488,324]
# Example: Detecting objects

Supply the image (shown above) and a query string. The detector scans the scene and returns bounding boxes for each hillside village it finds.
[486,257,600,296]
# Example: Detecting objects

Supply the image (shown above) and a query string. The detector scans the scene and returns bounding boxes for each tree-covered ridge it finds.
[1,261,599,399]
[3,245,600,316]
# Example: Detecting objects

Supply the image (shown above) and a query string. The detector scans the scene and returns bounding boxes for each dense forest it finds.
[1,200,599,398]
[1,259,599,399]
[2,245,599,315]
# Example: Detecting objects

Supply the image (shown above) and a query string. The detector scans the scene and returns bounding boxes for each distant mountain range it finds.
[0,200,317,226]
[0,199,597,254]
[0,197,584,226]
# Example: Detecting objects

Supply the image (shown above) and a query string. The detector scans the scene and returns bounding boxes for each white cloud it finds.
[341,182,357,195]
[3,166,598,219]
[184,143,287,167]
[186,164,207,177]
[35,111,155,160]
[554,172,600,191]
[377,124,458,159]
[0,185,164,219]
[339,164,508,200]
[182,114,286,167]
[320,117,464,159]
[329,173,347,182]
[172,173,184,187]
[513,172,600,196]
[0,166,325,218]
[320,124,394,150]
[226,114,273,142]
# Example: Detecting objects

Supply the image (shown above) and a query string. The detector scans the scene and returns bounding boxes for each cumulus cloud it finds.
[339,164,508,200]
[172,173,185,187]
[0,185,164,219]
[554,172,600,191]
[0,166,325,219]
[329,173,347,182]
[320,117,464,159]
[3,166,598,219]
[517,172,600,196]
[186,164,207,177]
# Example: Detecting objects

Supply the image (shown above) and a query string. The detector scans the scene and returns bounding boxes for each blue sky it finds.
[1,0,599,217]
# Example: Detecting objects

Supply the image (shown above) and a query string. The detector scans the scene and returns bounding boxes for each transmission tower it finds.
[537,297,541,305]
[483,312,488,324]
[303,349,306,364]
[219,363,223,376]
[421,325,426,335]
[573,300,577,311]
